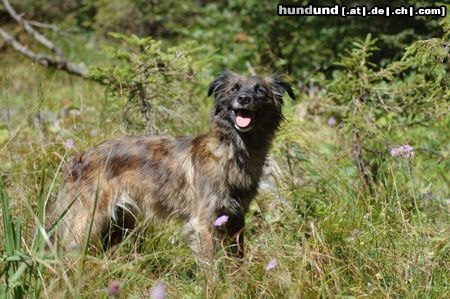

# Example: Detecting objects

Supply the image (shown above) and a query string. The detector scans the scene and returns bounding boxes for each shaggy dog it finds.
[47,71,295,260]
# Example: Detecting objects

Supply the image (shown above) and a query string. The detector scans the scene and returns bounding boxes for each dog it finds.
[46,71,295,260]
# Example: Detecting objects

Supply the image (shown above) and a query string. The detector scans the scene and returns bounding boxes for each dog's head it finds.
[208,71,296,133]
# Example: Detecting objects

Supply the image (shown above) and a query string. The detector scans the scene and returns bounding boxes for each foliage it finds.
[4,1,442,81]
[403,14,450,85]
[1,173,48,298]
[171,0,443,79]
[0,0,449,298]
[89,33,210,134]
[326,31,448,192]
[80,0,196,37]
[3,0,81,20]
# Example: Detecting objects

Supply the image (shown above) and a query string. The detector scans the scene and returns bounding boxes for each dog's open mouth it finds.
[233,109,255,132]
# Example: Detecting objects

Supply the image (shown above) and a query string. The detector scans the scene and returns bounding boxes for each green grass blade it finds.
[1,190,15,256]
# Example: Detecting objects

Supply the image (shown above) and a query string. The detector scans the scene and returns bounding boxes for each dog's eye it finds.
[255,87,266,94]
[231,85,240,93]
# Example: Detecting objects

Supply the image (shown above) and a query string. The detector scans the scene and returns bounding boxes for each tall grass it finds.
[1,167,48,298]
[0,51,449,298]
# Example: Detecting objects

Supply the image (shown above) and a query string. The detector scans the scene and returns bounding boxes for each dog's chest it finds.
[209,141,265,190]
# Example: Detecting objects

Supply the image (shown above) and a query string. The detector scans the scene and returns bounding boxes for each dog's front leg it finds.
[184,216,216,263]
[221,214,245,259]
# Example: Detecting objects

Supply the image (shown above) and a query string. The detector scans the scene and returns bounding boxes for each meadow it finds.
[0,1,449,298]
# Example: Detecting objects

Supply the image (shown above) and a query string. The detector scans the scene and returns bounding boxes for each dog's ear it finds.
[270,76,296,102]
[208,71,233,98]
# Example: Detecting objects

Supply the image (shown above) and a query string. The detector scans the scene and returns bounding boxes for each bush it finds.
[89,33,213,135]
[326,25,448,193]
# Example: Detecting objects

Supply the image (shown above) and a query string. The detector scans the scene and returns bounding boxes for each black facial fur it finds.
[207,71,296,133]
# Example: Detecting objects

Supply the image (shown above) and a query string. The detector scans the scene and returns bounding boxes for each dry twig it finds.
[0,0,88,78]
[0,28,88,77]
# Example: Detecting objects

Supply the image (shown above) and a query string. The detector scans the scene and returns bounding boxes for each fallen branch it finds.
[0,27,88,77]
[26,20,60,32]
[0,0,89,78]
[2,0,64,58]
[26,19,75,37]
[0,26,21,51]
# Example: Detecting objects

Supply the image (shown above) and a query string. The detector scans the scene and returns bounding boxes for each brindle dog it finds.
[47,71,295,260]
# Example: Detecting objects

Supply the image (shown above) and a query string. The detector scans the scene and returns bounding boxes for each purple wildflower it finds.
[214,215,229,227]
[390,145,414,159]
[106,280,121,297]
[65,138,74,149]
[327,117,337,127]
[150,282,166,299]
[265,258,277,271]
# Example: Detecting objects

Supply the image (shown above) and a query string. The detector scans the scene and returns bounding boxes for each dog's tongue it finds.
[236,110,252,128]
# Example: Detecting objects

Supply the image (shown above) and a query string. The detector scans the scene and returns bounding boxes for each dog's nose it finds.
[237,94,251,105]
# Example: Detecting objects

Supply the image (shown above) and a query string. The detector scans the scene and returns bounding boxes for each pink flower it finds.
[65,138,74,149]
[214,215,229,227]
[150,282,166,299]
[327,117,337,127]
[265,258,277,271]
[106,280,121,297]
[390,145,414,159]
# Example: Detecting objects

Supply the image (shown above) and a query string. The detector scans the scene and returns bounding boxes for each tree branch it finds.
[2,0,64,58]
[26,20,60,32]
[0,27,88,77]
[0,0,89,78]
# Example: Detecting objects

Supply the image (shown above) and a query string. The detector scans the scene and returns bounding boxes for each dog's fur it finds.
[47,71,295,260]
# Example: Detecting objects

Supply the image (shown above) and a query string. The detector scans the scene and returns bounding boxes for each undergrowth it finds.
[0,30,448,299]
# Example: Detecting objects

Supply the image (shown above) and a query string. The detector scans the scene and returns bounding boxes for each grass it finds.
[0,45,449,298]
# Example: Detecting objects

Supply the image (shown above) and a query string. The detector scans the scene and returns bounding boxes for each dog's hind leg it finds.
[55,188,113,251]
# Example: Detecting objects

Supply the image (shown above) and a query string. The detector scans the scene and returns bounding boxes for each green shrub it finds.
[326,28,448,193]
[88,33,212,135]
